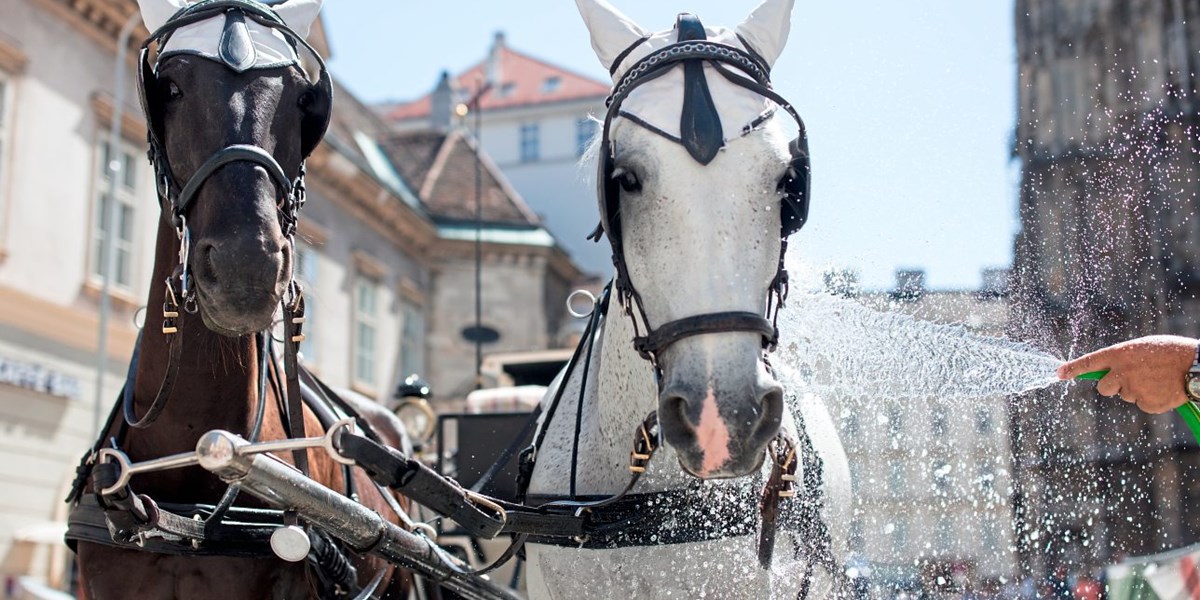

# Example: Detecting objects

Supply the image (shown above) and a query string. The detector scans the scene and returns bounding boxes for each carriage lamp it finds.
[1076,370,1200,444]
[393,375,436,445]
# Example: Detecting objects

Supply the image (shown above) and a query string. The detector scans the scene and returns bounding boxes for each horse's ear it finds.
[273,0,323,40]
[734,0,795,69]
[575,0,649,74]
[136,0,188,32]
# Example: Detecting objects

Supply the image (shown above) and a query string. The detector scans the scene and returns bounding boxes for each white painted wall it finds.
[472,98,611,277]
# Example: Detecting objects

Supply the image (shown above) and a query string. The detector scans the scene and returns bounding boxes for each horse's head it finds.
[137,0,330,335]
[579,0,809,478]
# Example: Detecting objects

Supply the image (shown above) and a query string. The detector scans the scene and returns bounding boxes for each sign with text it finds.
[0,356,82,400]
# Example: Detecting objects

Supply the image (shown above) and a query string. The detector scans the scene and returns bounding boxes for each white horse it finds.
[523,0,852,598]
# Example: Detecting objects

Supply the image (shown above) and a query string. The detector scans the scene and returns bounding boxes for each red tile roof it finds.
[379,129,541,227]
[385,40,609,121]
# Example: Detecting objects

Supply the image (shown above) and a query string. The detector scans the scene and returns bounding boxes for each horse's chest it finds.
[79,545,311,600]
[525,535,818,600]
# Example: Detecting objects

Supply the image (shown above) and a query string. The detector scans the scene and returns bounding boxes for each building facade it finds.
[380,126,589,405]
[1010,0,1200,581]
[825,269,1019,594]
[383,33,612,278]
[0,0,440,591]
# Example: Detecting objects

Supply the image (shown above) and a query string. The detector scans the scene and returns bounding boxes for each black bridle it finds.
[66,5,405,596]
[126,0,333,439]
[137,0,332,238]
[592,14,811,373]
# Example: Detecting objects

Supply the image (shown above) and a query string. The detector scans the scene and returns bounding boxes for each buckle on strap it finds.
[629,412,660,474]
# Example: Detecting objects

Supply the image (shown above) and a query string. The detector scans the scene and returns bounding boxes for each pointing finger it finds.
[1059,349,1114,380]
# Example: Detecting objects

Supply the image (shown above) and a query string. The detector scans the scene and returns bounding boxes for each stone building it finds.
[1010,0,1200,581]
[382,32,611,277]
[380,125,589,406]
[825,269,1019,593]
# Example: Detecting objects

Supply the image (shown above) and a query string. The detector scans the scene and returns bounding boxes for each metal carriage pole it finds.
[194,430,523,600]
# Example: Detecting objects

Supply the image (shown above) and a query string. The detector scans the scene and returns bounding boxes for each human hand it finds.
[1057,335,1197,414]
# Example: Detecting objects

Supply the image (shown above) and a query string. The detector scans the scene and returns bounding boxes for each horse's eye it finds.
[777,166,797,194]
[166,81,183,101]
[298,90,315,109]
[613,167,641,193]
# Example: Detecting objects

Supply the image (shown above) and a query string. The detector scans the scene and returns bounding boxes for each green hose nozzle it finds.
[1076,369,1200,444]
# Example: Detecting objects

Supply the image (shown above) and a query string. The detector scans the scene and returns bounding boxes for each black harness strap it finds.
[633,310,776,360]
[122,274,186,429]
[282,282,310,476]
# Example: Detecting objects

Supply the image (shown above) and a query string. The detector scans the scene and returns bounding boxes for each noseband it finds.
[593,14,811,370]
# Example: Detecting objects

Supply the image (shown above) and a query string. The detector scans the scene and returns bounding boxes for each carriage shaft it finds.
[195,430,523,600]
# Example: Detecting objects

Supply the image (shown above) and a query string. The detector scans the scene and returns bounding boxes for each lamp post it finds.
[94,11,143,436]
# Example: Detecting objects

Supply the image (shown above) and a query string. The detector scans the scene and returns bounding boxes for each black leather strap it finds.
[609,33,652,76]
[633,311,776,358]
[174,144,293,218]
[66,493,279,557]
[281,285,309,475]
[123,282,185,429]
[524,486,759,549]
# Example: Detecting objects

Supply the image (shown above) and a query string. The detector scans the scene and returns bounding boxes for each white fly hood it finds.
[137,0,322,77]
[577,0,795,145]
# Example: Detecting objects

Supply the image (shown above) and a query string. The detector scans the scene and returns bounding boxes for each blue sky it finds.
[322,1,1017,291]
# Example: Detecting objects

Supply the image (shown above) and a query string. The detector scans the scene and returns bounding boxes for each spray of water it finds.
[775,289,1063,402]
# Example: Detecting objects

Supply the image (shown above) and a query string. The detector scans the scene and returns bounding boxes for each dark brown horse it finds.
[69,2,411,598]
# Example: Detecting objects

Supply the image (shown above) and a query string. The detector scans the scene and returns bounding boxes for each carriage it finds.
[64,0,849,598]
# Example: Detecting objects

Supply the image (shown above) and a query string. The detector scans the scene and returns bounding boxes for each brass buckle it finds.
[628,412,659,474]
[770,435,798,499]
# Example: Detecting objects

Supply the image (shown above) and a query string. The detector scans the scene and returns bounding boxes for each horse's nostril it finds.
[660,391,695,436]
[759,385,783,413]
[192,240,218,286]
[753,383,785,439]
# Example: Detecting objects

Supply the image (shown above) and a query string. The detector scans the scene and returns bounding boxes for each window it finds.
[399,302,424,380]
[575,118,597,157]
[975,409,993,434]
[932,461,951,493]
[931,409,948,437]
[496,82,516,98]
[519,123,539,162]
[887,462,904,494]
[353,277,380,388]
[295,244,319,366]
[886,406,903,441]
[541,76,561,94]
[90,139,139,289]
[936,519,953,553]
[977,461,996,493]
[843,411,860,436]
[890,520,908,554]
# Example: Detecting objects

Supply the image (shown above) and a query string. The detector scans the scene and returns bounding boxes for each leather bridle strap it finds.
[281,282,309,476]
[172,144,294,219]
[123,274,186,428]
[633,311,776,360]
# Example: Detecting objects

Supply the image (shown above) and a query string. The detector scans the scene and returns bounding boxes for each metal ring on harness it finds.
[566,289,597,319]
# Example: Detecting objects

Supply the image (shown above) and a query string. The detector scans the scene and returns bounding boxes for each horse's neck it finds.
[530,300,695,496]
[124,220,260,464]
